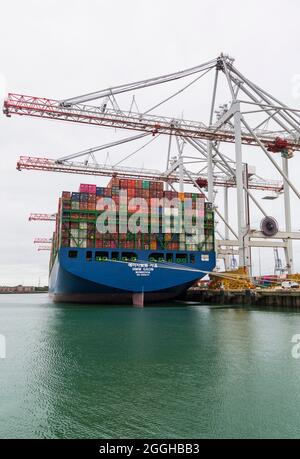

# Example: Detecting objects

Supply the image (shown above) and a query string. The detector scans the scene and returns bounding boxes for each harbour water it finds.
[1,294,300,439]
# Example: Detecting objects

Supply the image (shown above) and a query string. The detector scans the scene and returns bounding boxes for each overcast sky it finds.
[1,0,300,285]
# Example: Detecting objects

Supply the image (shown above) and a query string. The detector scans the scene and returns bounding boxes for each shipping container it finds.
[50,178,214,262]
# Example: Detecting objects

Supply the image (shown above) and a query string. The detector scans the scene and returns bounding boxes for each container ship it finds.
[49,177,216,305]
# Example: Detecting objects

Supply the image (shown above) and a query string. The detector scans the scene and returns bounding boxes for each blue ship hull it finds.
[49,248,216,304]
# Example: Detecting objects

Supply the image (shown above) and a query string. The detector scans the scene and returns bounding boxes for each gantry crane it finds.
[29,213,56,221]
[4,92,300,151]
[274,248,287,276]
[4,54,300,273]
[17,156,283,192]
[37,246,51,251]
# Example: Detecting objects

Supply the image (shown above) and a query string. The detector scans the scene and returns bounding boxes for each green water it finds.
[1,294,300,439]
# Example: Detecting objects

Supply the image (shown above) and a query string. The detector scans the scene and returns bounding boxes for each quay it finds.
[186,288,300,308]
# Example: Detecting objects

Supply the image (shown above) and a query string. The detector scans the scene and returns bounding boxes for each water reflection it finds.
[1,296,300,438]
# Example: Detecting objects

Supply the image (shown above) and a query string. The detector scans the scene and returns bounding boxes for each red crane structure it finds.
[4,54,300,273]
[4,92,300,152]
[37,246,51,251]
[29,213,56,221]
[17,156,283,193]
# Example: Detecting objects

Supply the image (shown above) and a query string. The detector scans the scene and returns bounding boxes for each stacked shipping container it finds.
[50,178,214,267]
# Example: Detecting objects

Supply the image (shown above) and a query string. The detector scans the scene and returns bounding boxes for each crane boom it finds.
[37,246,51,251]
[29,213,56,221]
[4,93,300,150]
[17,156,283,192]
[60,59,217,106]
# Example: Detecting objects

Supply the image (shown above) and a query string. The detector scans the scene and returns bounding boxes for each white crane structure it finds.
[37,246,51,252]
[29,213,57,221]
[34,238,52,244]
[4,54,300,274]
[273,248,286,276]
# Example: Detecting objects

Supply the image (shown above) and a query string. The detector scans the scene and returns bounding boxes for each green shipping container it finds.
[142,180,150,189]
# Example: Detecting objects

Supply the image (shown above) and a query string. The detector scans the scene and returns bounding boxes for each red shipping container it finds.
[62,191,71,198]
[142,190,150,198]
[88,194,96,202]
[79,184,89,193]
[132,189,142,198]
[127,189,136,198]
[79,184,96,194]
[88,185,97,194]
